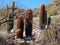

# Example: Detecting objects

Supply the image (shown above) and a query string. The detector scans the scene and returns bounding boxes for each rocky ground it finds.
[0,23,60,45]
[0,17,60,45]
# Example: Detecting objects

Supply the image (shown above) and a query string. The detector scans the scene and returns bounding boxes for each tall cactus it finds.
[7,1,15,33]
[10,1,15,20]
[12,1,15,12]
[24,9,33,37]
[39,4,47,29]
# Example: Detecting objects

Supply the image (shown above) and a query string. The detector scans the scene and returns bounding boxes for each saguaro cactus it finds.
[24,9,33,37]
[12,1,15,12]
[39,4,47,29]
[7,1,15,33]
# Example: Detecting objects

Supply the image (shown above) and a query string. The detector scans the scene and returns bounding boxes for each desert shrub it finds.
[47,7,57,16]
[56,2,60,6]
[44,28,56,39]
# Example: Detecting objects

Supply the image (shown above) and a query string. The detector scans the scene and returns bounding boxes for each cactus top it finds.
[24,9,33,20]
[39,4,45,16]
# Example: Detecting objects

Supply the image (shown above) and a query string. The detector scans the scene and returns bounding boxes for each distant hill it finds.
[46,0,60,24]
[46,0,60,16]
[33,0,60,17]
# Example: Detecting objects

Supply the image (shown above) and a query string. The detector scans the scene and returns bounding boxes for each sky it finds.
[0,0,52,9]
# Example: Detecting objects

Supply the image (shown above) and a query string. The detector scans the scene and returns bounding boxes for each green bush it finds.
[47,7,57,16]
[56,2,60,6]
